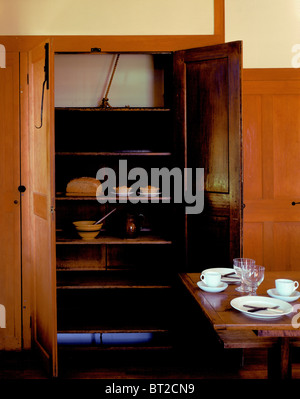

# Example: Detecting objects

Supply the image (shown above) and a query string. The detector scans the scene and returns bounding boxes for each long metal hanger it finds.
[35,43,49,129]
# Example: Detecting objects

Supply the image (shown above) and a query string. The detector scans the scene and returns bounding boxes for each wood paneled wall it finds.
[243,69,300,271]
[0,53,22,349]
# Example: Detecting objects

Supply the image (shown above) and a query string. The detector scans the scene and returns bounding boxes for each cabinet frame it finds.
[25,37,242,377]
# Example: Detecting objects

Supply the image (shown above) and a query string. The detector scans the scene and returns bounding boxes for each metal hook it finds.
[35,43,49,129]
[35,79,46,129]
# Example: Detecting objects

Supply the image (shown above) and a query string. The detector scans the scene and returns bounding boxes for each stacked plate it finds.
[112,186,133,196]
[202,268,241,284]
[197,268,240,293]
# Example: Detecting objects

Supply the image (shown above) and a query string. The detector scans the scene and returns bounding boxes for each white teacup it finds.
[275,279,299,296]
[200,271,221,287]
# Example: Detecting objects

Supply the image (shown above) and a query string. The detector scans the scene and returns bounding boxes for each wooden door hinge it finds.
[50,205,55,214]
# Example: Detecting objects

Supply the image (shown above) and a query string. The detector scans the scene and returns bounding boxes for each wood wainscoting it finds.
[0,53,22,349]
[243,68,300,271]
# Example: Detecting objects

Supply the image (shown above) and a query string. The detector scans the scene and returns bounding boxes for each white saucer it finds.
[197,281,228,293]
[267,288,300,302]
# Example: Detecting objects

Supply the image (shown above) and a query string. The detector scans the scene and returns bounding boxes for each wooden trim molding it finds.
[243,68,300,81]
[0,0,224,52]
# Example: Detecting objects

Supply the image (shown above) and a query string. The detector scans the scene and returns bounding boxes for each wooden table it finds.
[179,271,300,379]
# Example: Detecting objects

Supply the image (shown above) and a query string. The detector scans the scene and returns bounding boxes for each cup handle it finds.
[294,281,299,290]
[200,274,205,281]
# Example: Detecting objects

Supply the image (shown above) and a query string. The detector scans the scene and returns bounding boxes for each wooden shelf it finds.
[55,151,172,156]
[55,193,172,201]
[57,343,173,351]
[57,270,173,289]
[55,107,171,112]
[56,235,172,245]
[57,311,170,334]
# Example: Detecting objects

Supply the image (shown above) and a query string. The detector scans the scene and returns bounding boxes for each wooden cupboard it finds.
[26,39,242,376]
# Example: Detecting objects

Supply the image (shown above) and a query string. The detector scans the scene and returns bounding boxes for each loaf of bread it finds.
[66,177,102,196]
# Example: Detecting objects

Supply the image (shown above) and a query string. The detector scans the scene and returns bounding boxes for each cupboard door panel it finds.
[243,95,263,200]
[243,222,264,266]
[174,42,242,270]
[0,53,22,349]
[273,95,300,198]
[243,70,300,271]
[29,40,57,376]
[273,223,300,271]
[186,57,229,193]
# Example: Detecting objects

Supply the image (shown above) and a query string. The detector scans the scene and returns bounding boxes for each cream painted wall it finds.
[0,0,214,35]
[225,0,300,68]
[1,0,299,67]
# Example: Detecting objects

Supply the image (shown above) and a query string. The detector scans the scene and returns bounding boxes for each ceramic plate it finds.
[139,192,161,197]
[230,296,293,319]
[197,281,228,293]
[201,268,240,284]
[267,288,300,303]
[111,191,133,197]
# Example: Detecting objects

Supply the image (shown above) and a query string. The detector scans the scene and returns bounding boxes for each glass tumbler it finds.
[233,258,255,293]
[242,264,265,295]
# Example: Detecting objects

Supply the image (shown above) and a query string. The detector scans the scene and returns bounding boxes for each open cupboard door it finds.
[174,41,243,270]
[28,40,57,376]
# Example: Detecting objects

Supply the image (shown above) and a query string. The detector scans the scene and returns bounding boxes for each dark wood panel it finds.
[186,57,229,194]
[174,42,242,271]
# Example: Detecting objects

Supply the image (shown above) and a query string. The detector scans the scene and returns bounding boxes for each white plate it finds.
[197,281,228,293]
[139,192,161,197]
[230,296,293,319]
[111,191,133,197]
[267,288,300,303]
[201,267,240,284]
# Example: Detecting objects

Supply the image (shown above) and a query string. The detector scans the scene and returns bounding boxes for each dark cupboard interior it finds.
[55,52,179,353]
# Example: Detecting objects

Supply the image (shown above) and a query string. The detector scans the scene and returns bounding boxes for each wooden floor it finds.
[1,346,300,380]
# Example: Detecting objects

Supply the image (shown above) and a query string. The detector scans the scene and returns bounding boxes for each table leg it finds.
[268,337,291,379]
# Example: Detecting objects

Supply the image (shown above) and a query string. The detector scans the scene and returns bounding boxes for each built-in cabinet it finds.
[27,40,242,376]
